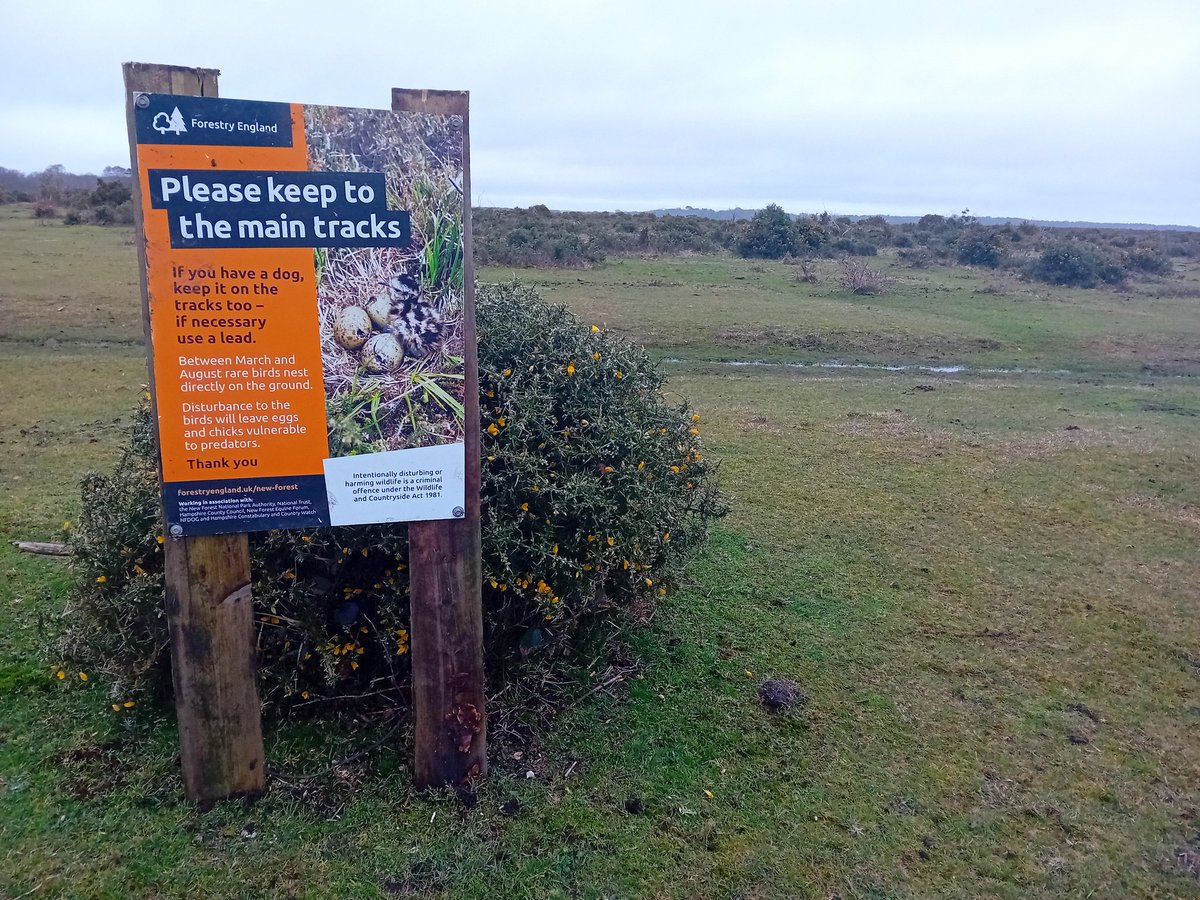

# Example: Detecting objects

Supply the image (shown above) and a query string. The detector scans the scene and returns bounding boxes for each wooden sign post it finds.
[123,63,265,803]
[123,65,485,802]
[394,89,487,788]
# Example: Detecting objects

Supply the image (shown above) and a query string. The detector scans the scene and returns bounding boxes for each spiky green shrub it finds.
[476,281,725,658]
[738,203,798,259]
[1124,246,1172,277]
[1028,241,1125,288]
[56,281,726,715]
[956,229,1005,268]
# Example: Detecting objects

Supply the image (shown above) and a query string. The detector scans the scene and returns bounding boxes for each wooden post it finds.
[123,62,265,803]
[393,88,487,788]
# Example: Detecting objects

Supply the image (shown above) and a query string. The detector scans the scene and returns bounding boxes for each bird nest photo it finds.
[304,104,466,458]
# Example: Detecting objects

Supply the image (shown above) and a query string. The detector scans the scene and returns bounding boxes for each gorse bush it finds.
[956,229,1005,267]
[1123,246,1172,276]
[476,282,725,657]
[738,204,799,259]
[1028,241,1126,288]
[57,281,726,715]
[60,177,135,226]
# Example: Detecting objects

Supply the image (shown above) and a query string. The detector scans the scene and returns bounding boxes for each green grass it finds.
[2,211,1199,897]
[480,254,1200,376]
[0,205,144,344]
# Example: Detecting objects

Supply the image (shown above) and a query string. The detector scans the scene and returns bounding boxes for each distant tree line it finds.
[1,163,133,225]
[5,166,1194,289]
[473,204,738,267]
[477,203,1196,289]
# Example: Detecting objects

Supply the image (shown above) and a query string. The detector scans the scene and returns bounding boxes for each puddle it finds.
[662,358,1073,376]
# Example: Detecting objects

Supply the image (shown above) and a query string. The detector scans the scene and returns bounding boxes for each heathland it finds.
[1,201,1199,898]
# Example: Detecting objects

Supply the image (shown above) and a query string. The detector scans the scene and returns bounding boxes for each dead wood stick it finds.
[12,541,70,557]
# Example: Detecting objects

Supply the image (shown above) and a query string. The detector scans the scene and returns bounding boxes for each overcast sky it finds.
[2,0,1197,225]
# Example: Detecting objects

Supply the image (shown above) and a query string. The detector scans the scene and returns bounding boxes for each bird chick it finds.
[369,270,443,358]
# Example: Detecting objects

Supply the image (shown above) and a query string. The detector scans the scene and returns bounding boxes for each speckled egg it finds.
[365,294,395,330]
[333,306,372,350]
[361,332,403,374]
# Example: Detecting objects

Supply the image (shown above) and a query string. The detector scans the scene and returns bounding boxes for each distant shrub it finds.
[649,217,723,253]
[794,259,819,283]
[956,230,1004,267]
[792,218,828,254]
[830,237,877,257]
[1028,241,1125,288]
[59,178,136,227]
[58,281,726,714]
[1124,247,1172,277]
[840,258,891,295]
[88,178,131,208]
[33,201,57,219]
[738,204,798,259]
[898,247,932,268]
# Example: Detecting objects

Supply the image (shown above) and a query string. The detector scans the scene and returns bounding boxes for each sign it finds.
[132,93,468,535]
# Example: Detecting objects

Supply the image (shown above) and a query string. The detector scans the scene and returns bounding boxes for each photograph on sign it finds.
[132,94,467,535]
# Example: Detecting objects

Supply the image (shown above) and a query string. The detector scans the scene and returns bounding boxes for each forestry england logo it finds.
[153,107,188,135]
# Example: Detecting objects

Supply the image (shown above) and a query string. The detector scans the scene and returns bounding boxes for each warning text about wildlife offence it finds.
[148,170,411,249]
[323,444,466,527]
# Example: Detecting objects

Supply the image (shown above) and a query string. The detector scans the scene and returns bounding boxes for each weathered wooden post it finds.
[394,89,488,788]
[123,62,265,803]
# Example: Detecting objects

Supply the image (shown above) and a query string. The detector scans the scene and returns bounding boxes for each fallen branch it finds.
[12,541,70,557]
[561,673,625,713]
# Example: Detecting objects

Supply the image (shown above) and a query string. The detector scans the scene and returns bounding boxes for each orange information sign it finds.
[133,94,467,536]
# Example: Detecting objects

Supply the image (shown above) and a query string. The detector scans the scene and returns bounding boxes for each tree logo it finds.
[152,107,188,136]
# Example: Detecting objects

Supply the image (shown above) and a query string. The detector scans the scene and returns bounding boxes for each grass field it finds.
[2,204,1199,897]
